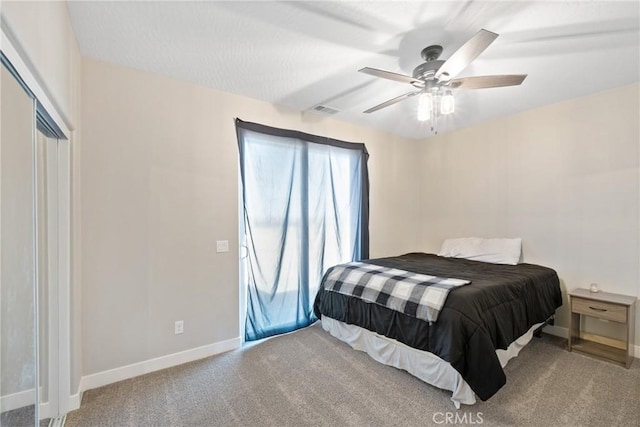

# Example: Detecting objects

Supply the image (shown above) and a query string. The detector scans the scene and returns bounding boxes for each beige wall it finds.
[1,0,81,128]
[1,0,83,393]
[80,57,421,375]
[417,84,640,343]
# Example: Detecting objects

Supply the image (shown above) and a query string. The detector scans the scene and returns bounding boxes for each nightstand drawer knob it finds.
[589,306,607,312]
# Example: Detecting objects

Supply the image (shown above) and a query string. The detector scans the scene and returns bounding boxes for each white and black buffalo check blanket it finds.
[323,261,470,323]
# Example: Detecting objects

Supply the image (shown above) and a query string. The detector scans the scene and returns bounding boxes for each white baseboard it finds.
[0,387,54,419]
[0,388,35,413]
[38,400,51,419]
[80,336,241,394]
[64,388,82,413]
[542,324,640,358]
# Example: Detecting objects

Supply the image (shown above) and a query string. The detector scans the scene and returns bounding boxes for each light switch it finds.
[216,240,229,253]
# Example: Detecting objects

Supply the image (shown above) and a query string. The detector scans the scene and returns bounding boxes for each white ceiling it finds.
[67,1,640,140]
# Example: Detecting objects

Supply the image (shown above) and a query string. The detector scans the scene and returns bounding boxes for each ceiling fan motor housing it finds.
[412,45,445,85]
[412,60,445,84]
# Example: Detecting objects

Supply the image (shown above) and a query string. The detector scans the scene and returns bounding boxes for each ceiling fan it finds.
[359,29,527,132]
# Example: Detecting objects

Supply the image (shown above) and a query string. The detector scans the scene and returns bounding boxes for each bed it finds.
[313,251,562,407]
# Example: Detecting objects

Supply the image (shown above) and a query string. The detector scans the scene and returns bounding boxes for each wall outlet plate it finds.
[174,320,184,334]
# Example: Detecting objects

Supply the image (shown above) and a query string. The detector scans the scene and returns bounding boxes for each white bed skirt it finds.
[321,316,543,408]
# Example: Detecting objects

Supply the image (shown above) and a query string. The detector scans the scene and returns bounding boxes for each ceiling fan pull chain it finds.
[432,90,439,133]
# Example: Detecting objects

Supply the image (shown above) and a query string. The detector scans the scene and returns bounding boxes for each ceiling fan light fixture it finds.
[441,90,455,115]
[359,29,525,134]
[417,92,432,122]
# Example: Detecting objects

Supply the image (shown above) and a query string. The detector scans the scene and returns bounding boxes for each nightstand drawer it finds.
[572,298,627,323]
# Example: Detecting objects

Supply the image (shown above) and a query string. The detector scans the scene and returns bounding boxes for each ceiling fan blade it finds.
[359,67,424,87]
[449,74,527,90]
[435,29,499,81]
[363,91,421,113]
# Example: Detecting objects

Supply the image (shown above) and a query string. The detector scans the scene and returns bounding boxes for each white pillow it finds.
[438,237,522,265]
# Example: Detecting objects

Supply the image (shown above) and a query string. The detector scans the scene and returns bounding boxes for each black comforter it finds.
[313,253,562,400]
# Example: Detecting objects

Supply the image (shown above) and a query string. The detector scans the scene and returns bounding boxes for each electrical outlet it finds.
[174,320,184,335]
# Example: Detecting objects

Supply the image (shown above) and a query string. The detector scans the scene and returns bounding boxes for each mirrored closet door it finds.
[1,53,70,426]
[1,58,38,427]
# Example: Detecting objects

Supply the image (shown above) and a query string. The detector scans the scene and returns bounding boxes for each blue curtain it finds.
[236,119,369,341]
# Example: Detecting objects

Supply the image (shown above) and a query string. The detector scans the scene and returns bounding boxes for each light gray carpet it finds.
[65,323,640,427]
[1,405,49,427]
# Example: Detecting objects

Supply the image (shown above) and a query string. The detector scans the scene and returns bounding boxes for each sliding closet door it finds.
[0,63,38,425]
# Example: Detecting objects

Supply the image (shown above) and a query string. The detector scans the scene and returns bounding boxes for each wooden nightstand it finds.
[568,288,636,368]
